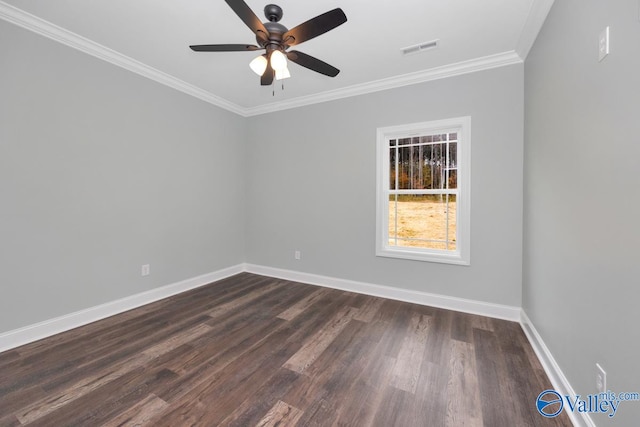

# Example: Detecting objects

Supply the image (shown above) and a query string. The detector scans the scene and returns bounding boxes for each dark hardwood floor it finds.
[0,273,572,426]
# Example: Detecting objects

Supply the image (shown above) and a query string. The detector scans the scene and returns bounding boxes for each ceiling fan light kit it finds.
[189,0,347,86]
[275,67,291,81]
[269,50,287,71]
[249,54,268,76]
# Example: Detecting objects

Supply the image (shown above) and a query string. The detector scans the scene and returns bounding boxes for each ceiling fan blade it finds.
[283,8,347,46]
[261,56,274,86]
[287,50,340,77]
[190,44,261,52]
[224,0,270,44]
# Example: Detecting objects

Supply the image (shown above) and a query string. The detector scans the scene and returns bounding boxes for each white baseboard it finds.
[520,310,594,427]
[0,264,244,353]
[0,261,523,355]
[244,263,521,321]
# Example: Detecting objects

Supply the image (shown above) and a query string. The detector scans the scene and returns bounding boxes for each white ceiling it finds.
[0,0,554,115]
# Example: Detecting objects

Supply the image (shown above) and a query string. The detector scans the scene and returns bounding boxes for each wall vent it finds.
[401,39,439,56]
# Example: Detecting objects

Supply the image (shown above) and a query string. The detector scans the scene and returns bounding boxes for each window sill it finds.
[376,247,470,265]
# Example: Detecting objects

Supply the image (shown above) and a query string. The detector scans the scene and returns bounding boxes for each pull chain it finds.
[271,81,285,97]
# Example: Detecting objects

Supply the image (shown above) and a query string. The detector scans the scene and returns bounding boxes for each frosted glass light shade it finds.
[275,67,291,80]
[249,55,268,76]
[270,50,287,72]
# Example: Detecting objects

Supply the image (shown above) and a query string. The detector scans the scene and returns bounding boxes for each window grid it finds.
[387,131,458,251]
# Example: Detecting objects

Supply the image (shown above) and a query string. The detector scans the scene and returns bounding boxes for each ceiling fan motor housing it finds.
[261,21,288,48]
[261,4,288,49]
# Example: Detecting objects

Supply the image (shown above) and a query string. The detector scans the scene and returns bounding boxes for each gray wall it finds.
[246,65,524,306]
[0,21,246,333]
[524,0,640,424]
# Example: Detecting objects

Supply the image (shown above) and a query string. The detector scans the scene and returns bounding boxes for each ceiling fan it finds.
[189,0,347,85]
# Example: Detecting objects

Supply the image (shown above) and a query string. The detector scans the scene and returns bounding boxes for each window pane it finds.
[389,147,396,189]
[448,169,458,189]
[420,143,447,189]
[397,146,411,189]
[446,141,457,189]
[388,194,456,250]
[395,143,453,190]
[416,145,426,189]
[448,142,457,169]
[447,194,457,250]
[388,194,397,245]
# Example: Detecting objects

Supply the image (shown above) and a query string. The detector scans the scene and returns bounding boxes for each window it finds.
[376,117,470,265]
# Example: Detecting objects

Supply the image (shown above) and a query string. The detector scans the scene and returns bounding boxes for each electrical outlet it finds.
[596,363,606,393]
[141,264,150,276]
[294,250,301,260]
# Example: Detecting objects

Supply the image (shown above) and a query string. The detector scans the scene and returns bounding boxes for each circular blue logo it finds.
[536,390,564,418]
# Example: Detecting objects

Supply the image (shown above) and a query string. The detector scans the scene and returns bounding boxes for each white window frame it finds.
[376,117,471,265]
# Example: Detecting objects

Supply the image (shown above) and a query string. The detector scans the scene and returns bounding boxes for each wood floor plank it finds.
[1,273,572,427]
[38,314,212,395]
[365,300,410,359]
[331,355,396,427]
[207,279,285,318]
[155,288,350,405]
[471,312,495,331]
[287,320,371,425]
[277,287,328,321]
[152,326,300,425]
[389,312,431,394]
[371,386,414,427]
[166,284,308,376]
[4,279,258,396]
[29,364,169,426]
[102,393,169,427]
[473,328,518,427]
[450,312,475,343]
[255,400,303,427]
[219,368,300,427]
[0,415,21,427]
[13,273,262,360]
[318,330,395,425]
[422,307,452,365]
[16,323,212,424]
[0,350,20,368]
[0,383,46,417]
[20,366,147,426]
[151,290,359,425]
[353,296,385,323]
[282,305,359,374]
[446,340,483,427]
[412,360,450,426]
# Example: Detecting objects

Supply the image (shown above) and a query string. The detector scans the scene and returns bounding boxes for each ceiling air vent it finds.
[401,39,439,56]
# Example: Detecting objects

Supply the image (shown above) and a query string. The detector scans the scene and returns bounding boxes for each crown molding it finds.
[516,0,555,59]
[0,1,246,116]
[243,51,523,116]
[2,1,525,118]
